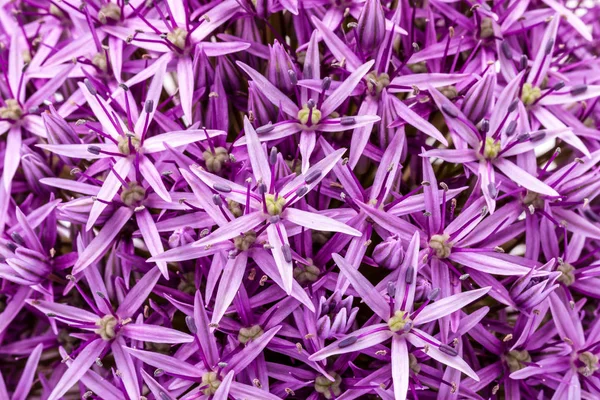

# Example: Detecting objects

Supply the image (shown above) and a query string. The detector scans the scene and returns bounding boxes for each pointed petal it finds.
[494,158,558,196]
[27,300,98,324]
[47,339,107,400]
[143,129,226,153]
[311,16,361,71]
[309,324,392,361]
[139,156,171,202]
[121,323,194,343]
[243,116,272,187]
[4,126,21,190]
[527,15,559,87]
[213,370,234,400]
[541,0,591,41]
[389,98,448,145]
[414,287,490,325]
[75,207,133,274]
[224,326,281,373]
[87,158,133,230]
[12,343,43,400]
[284,208,361,236]
[332,253,389,320]
[267,223,294,295]
[321,60,374,116]
[391,337,409,400]
[177,57,194,124]
[124,347,202,378]
[237,62,299,116]
[406,329,479,380]
[194,291,220,368]
[193,212,264,248]
[111,338,140,400]
[211,253,248,325]
[394,232,420,311]
[136,208,168,278]
[117,266,162,317]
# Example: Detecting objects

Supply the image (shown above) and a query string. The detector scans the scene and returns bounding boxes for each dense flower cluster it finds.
[1,0,600,398]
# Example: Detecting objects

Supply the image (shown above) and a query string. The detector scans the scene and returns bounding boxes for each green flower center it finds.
[92,52,107,72]
[265,194,286,216]
[506,350,531,372]
[297,105,322,126]
[202,147,229,173]
[314,372,342,399]
[201,372,221,395]
[521,83,541,106]
[238,324,264,344]
[387,310,411,332]
[522,190,544,210]
[0,99,23,121]
[233,231,257,252]
[95,315,118,341]
[293,261,320,283]
[481,137,501,160]
[120,182,146,207]
[557,262,576,286]
[117,135,141,155]
[167,28,188,50]
[578,351,599,377]
[98,3,121,24]
[366,72,390,96]
[480,18,494,38]
[429,233,452,259]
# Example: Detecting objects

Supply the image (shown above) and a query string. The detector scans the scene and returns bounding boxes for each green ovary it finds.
[521,83,541,106]
[388,310,411,332]
[201,372,221,395]
[429,233,452,259]
[238,324,264,344]
[297,105,322,126]
[265,194,286,215]
[314,372,342,399]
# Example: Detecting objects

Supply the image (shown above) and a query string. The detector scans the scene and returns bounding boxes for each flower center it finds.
[201,371,221,395]
[440,85,458,100]
[265,194,286,216]
[557,262,576,286]
[98,3,121,24]
[505,350,531,372]
[92,52,108,72]
[480,18,494,38]
[314,372,342,399]
[120,182,146,207]
[202,147,228,173]
[481,137,501,160]
[429,233,452,259]
[0,99,23,121]
[117,135,141,155]
[522,190,544,210]
[167,28,188,50]
[233,231,257,251]
[228,200,242,218]
[95,315,118,341]
[297,105,322,126]
[366,72,390,96]
[578,351,599,377]
[387,310,411,332]
[521,83,541,106]
[238,324,264,344]
[293,260,320,283]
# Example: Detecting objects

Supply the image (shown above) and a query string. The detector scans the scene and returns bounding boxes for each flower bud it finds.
[267,41,296,94]
[462,72,495,123]
[372,235,404,269]
[356,0,386,52]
